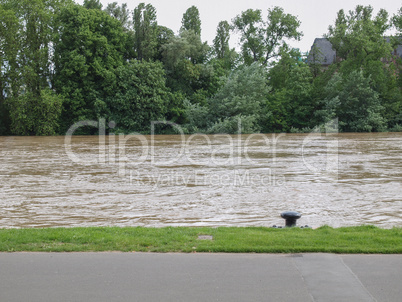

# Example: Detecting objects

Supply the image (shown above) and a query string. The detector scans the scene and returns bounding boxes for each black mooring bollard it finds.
[281,211,301,227]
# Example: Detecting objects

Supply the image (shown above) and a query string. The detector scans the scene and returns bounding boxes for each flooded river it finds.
[0,133,401,228]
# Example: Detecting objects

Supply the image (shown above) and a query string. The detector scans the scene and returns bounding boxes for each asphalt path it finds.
[0,253,401,302]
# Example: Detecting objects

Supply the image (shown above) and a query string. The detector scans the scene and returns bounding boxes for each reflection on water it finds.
[0,133,401,228]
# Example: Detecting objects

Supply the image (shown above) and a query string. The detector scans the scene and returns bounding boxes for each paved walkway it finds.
[0,253,401,301]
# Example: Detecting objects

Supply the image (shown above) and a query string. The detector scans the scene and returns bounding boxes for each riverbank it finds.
[0,226,401,253]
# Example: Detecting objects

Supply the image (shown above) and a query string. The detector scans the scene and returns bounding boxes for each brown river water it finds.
[0,133,401,228]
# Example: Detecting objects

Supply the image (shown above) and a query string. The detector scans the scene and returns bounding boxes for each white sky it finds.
[76,0,401,53]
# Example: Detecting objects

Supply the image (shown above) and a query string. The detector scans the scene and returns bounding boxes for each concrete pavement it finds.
[0,253,401,302]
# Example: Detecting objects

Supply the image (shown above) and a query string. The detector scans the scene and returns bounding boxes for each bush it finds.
[184,63,270,133]
[316,71,386,132]
[7,88,63,136]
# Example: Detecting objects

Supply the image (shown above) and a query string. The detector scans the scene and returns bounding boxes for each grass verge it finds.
[0,225,401,253]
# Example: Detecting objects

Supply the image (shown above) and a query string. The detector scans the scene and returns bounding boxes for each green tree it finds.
[389,7,402,128]
[105,60,173,133]
[327,5,392,72]
[393,7,402,34]
[105,2,134,60]
[0,4,19,134]
[104,2,131,31]
[54,3,126,133]
[316,71,386,132]
[0,0,68,135]
[154,25,174,61]
[186,63,270,133]
[20,0,53,98]
[180,6,201,37]
[265,48,314,132]
[213,20,238,70]
[83,0,102,10]
[7,88,63,135]
[327,5,401,129]
[232,9,263,65]
[162,29,211,98]
[132,3,158,61]
[232,7,302,65]
[213,21,230,59]
[171,6,211,100]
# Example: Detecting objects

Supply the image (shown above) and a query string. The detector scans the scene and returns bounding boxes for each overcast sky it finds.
[76,0,401,53]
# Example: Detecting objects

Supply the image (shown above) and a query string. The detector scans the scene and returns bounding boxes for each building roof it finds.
[307,38,336,66]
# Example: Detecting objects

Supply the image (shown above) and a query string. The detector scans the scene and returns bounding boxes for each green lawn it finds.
[0,225,401,253]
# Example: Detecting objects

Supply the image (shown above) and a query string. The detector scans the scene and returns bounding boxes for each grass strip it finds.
[0,225,401,253]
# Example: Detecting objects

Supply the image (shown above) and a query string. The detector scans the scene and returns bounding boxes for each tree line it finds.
[0,0,401,135]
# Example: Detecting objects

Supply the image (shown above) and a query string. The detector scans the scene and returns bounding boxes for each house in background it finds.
[393,44,402,59]
[386,37,402,64]
[307,38,337,66]
[307,37,402,66]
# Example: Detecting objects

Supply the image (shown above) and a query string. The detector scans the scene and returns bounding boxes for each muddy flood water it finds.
[0,133,401,228]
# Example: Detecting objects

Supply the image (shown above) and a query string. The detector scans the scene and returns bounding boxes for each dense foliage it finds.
[0,1,401,135]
